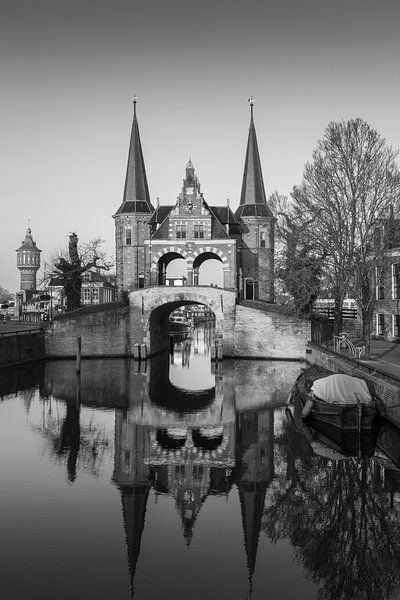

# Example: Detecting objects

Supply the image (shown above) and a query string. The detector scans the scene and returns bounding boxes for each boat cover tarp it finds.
[311,374,373,406]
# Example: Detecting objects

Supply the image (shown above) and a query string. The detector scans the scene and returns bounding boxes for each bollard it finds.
[133,343,140,361]
[76,336,81,372]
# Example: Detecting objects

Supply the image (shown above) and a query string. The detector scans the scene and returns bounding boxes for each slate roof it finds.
[235,108,273,219]
[114,102,154,216]
[16,228,41,252]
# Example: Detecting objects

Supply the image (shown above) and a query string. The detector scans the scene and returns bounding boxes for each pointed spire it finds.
[239,482,268,582]
[114,97,154,216]
[119,484,150,598]
[236,98,273,218]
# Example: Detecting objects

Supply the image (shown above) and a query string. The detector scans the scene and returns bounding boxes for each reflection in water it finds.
[3,324,400,599]
[263,406,400,600]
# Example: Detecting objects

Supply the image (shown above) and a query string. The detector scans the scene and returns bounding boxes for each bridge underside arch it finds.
[129,287,236,358]
[149,299,213,358]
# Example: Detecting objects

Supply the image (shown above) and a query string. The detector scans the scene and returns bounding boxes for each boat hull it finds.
[290,366,378,431]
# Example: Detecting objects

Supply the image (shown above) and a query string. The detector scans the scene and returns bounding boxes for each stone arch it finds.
[152,249,188,285]
[129,287,236,357]
[152,246,190,268]
[192,246,230,269]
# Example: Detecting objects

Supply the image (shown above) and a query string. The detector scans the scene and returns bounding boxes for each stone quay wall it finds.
[45,305,134,358]
[0,330,45,368]
[234,305,310,360]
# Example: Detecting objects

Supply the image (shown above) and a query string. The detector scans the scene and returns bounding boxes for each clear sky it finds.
[1,0,400,293]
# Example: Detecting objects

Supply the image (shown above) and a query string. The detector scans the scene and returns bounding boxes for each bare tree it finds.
[271,191,325,315]
[45,233,113,312]
[292,119,400,338]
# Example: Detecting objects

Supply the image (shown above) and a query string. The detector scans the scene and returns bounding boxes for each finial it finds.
[226,198,230,207]
[133,93,137,117]
[156,196,160,208]
[27,218,31,234]
[248,96,254,119]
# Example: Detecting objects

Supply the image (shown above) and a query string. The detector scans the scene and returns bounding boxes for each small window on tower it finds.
[125,228,132,245]
[260,231,266,248]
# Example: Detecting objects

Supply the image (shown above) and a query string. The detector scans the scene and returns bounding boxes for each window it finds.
[92,289,99,303]
[83,288,91,303]
[260,231,266,248]
[376,266,384,299]
[176,224,186,239]
[125,228,132,245]
[138,274,145,289]
[194,224,204,239]
[376,313,385,336]
[392,264,400,299]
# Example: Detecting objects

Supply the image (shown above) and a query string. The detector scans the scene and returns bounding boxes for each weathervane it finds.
[248,95,254,118]
[133,93,137,116]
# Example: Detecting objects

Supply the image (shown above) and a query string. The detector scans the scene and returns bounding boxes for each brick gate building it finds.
[113,99,275,302]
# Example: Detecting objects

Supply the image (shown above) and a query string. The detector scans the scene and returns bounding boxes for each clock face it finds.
[184,200,195,213]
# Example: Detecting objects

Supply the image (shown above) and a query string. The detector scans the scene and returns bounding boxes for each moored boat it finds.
[169,313,193,333]
[287,365,378,431]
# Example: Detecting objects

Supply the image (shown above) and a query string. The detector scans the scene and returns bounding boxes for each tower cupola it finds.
[16,225,41,291]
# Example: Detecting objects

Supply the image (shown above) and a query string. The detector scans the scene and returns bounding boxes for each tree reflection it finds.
[33,397,112,482]
[263,422,400,600]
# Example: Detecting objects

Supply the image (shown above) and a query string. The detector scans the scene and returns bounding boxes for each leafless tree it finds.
[44,233,113,312]
[271,191,325,315]
[292,119,400,339]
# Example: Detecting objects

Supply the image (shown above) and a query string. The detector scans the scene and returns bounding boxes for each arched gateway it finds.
[129,287,236,357]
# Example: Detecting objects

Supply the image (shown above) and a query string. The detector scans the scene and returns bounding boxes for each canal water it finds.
[2,323,400,600]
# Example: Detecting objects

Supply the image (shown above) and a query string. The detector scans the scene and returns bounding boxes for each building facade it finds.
[113,100,275,303]
[372,249,400,340]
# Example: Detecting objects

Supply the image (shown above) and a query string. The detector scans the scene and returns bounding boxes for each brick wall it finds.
[0,331,45,368]
[45,306,134,358]
[233,305,310,359]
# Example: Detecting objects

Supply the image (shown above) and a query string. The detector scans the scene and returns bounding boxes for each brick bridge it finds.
[129,286,236,356]
[45,285,310,360]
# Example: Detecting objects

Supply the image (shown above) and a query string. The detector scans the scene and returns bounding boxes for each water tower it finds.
[16,225,41,292]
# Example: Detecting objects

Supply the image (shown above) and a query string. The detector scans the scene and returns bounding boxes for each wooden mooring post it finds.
[76,336,81,373]
[211,340,223,362]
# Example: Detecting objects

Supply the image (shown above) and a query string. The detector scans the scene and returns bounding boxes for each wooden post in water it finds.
[76,336,81,373]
